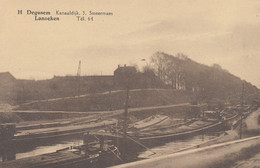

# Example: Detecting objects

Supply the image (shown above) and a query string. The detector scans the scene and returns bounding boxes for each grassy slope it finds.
[16,89,191,112]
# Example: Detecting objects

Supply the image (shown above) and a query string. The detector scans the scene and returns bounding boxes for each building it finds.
[114,64,137,86]
[0,72,18,103]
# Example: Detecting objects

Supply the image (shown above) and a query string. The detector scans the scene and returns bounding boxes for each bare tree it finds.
[150,52,186,90]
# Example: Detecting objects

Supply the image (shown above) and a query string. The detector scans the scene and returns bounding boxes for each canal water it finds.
[0,133,220,163]
[3,109,258,166]
[138,134,219,159]
[16,139,83,160]
[0,138,83,162]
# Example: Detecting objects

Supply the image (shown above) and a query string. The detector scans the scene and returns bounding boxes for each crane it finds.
[76,60,81,96]
[77,60,81,77]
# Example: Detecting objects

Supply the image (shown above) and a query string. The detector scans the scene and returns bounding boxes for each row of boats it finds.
[89,111,238,151]
[0,105,253,167]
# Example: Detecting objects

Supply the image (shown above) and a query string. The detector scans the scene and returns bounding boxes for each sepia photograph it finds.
[0,0,260,167]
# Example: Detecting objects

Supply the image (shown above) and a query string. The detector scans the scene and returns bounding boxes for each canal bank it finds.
[1,107,258,167]
[112,135,260,168]
[111,109,260,168]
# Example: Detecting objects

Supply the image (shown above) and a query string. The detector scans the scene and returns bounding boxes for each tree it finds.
[150,52,166,82]
[212,64,222,70]
[150,52,187,90]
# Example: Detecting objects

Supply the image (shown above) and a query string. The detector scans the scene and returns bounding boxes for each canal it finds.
[1,109,258,166]
[0,133,220,163]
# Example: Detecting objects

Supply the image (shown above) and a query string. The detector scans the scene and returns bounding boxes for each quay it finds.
[111,135,260,168]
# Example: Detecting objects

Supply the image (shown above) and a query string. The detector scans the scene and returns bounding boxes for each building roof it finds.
[0,72,16,82]
[114,65,137,75]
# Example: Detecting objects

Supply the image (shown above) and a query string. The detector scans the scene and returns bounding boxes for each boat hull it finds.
[90,120,226,154]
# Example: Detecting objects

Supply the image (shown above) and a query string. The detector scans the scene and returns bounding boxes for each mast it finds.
[123,86,129,136]
[122,84,129,161]
[122,80,129,161]
[240,82,244,139]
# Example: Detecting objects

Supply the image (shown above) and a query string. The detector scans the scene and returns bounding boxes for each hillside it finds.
[1,52,259,110]
[0,67,166,105]
[16,89,191,112]
[150,52,260,105]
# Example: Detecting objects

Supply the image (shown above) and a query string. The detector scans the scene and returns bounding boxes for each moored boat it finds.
[88,111,229,155]
[0,133,122,168]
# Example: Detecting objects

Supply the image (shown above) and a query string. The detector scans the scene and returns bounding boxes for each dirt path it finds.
[229,109,260,168]
[244,109,260,130]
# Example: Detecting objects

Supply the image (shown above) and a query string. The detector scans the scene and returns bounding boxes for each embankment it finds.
[112,136,260,168]
[2,102,204,123]
[242,109,260,137]
[16,89,191,112]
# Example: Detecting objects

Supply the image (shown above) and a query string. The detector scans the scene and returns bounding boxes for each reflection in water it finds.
[0,142,16,162]
[138,134,218,159]
[16,140,83,160]
[0,133,219,163]
[0,139,83,162]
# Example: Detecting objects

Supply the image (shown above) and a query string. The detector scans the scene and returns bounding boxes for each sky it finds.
[0,0,260,87]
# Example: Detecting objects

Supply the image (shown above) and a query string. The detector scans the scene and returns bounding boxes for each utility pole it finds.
[240,82,244,139]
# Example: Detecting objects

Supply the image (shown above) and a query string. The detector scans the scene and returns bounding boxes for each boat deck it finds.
[0,150,85,168]
[137,120,213,136]
[13,119,117,141]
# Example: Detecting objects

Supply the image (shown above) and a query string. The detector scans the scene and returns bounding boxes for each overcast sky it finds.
[0,0,260,87]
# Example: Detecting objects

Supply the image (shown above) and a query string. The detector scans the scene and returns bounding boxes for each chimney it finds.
[124,64,126,67]
[118,65,120,68]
